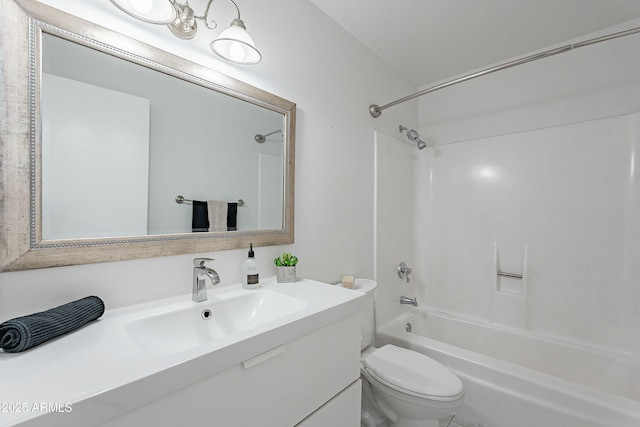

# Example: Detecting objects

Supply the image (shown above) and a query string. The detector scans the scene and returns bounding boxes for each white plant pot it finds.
[276,266,296,283]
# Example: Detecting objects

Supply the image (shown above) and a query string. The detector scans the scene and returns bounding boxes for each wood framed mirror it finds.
[0,0,295,271]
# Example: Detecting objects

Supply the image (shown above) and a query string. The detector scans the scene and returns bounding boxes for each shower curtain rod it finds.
[369,25,640,118]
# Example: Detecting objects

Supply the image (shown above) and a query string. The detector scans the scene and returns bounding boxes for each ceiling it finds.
[309,0,640,87]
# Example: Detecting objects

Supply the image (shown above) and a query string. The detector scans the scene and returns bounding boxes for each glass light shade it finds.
[109,0,177,24]
[211,20,262,64]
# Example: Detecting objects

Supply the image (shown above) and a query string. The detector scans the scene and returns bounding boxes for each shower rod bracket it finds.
[369,104,382,118]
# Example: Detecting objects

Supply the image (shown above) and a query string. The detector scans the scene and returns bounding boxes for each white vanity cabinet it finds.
[296,379,362,427]
[2,280,363,427]
[98,314,361,427]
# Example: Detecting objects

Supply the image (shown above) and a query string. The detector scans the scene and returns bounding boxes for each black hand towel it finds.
[0,296,105,353]
[227,202,238,231]
[192,200,209,232]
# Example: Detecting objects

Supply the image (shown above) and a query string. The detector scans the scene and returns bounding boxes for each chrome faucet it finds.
[192,258,220,302]
[400,296,418,306]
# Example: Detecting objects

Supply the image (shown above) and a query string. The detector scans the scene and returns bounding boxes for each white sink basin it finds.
[126,288,309,355]
[0,278,363,427]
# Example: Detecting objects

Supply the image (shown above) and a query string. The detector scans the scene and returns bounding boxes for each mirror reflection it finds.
[41,34,284,240]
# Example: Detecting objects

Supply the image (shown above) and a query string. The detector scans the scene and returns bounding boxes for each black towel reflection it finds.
[192,200,209,232]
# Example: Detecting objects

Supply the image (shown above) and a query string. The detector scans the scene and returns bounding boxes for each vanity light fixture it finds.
[108,0,262,64]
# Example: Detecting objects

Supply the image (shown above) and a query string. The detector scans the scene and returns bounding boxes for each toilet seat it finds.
[362,345,464,402]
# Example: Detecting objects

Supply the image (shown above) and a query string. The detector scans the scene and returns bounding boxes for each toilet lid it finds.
[363,344,464,401]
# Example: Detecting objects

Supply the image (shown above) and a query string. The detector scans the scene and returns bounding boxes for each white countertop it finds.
[0,278,363,427]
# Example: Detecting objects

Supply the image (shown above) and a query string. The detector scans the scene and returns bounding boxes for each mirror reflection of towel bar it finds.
[497,270,523,279]
[175,195,245,207]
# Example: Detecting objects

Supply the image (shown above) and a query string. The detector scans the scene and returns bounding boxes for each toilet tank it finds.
[352,278,377,350]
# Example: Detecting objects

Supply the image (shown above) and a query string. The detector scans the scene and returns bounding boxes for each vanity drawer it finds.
[296,379,361,427]
[99,313,361,427]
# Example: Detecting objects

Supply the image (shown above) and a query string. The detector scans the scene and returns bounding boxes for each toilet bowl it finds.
[361,344,464,427]
[352,279,464,427]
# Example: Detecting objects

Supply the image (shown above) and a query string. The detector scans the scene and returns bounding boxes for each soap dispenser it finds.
[242,243,260,289]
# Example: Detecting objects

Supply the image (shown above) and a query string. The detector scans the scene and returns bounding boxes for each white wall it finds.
[0,0,416,321]
[412,20,640,357]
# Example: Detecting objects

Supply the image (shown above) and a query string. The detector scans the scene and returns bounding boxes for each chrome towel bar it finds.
[175,195,245,207]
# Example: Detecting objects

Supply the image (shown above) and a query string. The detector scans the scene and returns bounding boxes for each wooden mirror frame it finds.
[0,0,295,271]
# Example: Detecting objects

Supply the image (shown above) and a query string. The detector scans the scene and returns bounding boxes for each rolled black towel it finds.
[0,296,105,353]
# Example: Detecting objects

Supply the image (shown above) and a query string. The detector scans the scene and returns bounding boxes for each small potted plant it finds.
[274,252,298,283]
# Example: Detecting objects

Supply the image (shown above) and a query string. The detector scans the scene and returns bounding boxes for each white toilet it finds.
[352,278,464,427]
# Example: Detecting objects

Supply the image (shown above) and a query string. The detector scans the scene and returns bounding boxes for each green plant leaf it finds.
[274,252,298,266]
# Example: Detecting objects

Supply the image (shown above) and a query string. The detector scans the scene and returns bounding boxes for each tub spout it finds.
[400,296,418,306]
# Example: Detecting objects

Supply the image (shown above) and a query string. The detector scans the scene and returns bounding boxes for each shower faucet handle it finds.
[398,262,412,283]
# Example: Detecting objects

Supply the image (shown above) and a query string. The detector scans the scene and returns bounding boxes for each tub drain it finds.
[201,309,212,320]
[405,322,412,332]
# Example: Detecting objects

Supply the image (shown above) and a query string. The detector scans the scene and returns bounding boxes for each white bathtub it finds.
[376,309,640,427]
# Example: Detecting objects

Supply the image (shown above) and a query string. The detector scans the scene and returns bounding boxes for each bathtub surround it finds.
[369,17,640,426]
[417,111,640,355]
[415,32,640,354]
[368,17,640,426]
[374,131,417,329]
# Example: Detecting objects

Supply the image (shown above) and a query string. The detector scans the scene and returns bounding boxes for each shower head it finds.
[399,125,427,150]
[254,129,282,144]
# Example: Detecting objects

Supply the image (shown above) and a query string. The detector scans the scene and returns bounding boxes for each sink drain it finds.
[201,309,212,320]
